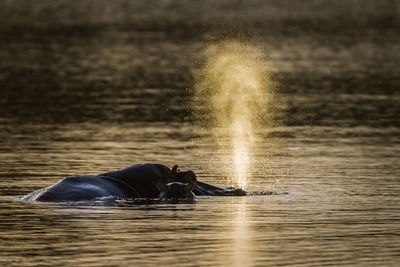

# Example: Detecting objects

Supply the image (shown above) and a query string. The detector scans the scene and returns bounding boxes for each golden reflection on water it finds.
[231,197,252,267]
[195,40,271,189]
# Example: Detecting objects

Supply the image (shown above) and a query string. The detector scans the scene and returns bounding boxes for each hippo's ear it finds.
[171,165,178,175]
[170,165,178,180]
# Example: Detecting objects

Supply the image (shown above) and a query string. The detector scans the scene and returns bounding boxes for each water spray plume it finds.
[195,40,270,189]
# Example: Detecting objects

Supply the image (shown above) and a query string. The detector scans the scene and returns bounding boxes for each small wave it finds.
[248,191,291,196]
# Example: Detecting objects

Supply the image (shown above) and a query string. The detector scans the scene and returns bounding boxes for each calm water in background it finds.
[0,1,399,266]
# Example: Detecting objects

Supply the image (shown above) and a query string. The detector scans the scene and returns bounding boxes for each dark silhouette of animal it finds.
[22,163,246,202]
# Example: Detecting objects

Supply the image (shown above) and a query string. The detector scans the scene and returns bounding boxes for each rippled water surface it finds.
[1,0,399,266]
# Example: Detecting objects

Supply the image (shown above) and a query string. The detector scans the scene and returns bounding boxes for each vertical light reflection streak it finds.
[231,197,252,267]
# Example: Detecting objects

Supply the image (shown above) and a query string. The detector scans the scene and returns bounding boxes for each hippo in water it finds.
[22,163,246,202]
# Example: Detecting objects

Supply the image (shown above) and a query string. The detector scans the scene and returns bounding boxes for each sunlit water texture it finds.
[195,41,271,189]
[0,0,399,266]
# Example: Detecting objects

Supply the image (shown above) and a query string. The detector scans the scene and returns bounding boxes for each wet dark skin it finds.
[22,164,246,202]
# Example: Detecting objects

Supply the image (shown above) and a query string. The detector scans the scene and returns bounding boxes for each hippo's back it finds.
[22,175,126,202]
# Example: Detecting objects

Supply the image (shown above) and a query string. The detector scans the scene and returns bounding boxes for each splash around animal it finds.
[22,163,247,202]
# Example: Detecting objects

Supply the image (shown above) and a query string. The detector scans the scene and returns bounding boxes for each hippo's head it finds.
[158,182,196,200]
[157,165,197,200]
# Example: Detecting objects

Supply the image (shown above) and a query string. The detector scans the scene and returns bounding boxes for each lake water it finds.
[0,1,399,266]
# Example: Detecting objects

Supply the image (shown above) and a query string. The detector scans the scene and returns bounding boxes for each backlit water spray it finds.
[194,40,270,189]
